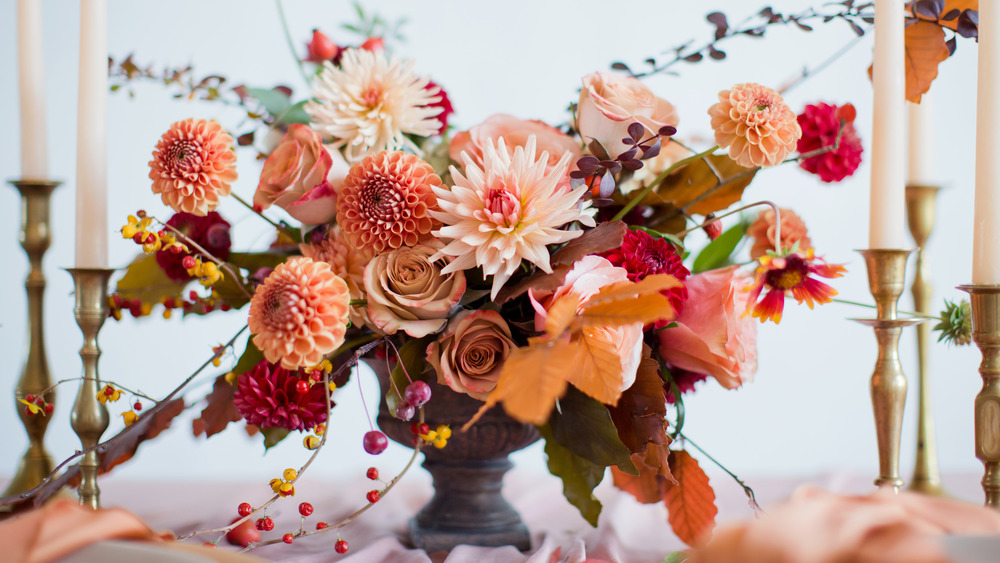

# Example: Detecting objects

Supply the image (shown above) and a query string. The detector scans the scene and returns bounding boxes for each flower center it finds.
[361,178,405,222]
[765,256,808,290]
[264,285,301,329]
[361,85,383,109]
[165,140,201,174]
[482,186,521,228]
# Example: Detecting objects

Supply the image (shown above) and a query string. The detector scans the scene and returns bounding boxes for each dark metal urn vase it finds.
[368,360,539,552]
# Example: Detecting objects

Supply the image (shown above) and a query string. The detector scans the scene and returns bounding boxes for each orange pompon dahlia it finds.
[248,257,351,369]
[149,118,238,216]
[708,83,801,168]
[300,225,371,328]
[745,249,846,324]
[746,208,813,260]
[336,151,442,255]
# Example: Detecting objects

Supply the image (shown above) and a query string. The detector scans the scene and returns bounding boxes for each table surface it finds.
[66,468,988,563]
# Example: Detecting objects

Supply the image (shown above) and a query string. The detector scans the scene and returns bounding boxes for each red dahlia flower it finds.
[796,102,863,183]
[745,249,846,324]
[603,228,690,314]
[233,360,330,431]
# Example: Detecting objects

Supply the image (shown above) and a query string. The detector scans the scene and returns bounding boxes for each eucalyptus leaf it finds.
[245,87,291,119]
[548,387,637,474]
[691,222,746,273]
[277,100,311,125]
[539,424,604,527]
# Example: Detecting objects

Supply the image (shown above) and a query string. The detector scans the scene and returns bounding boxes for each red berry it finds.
[134,401,142,411]
[220,303,232,312]
[203,542,216,548]
[237,502,252,517]
[255,518,266,530]
[43,403,54,415]
[335,539,349,554]
[282,533,294,544]
[296,380,310,395]
[366,467,379,480]
[836,103,857,124]
[34,396,43,405]
[136,210,147,218]
[170,245,184,254]
[298,502,313,517]
[203,304,215,313]
[394,401,415,421]
[104,386,115,396]
[360,37,384,52]
[404,381,431,407]
[182,256,197,270]
[24,406,33,416]
[144,233,157,245]
[316,522,328,530]
[132,232,144,244]
[418,423,430,436]
[258,516,274,531]
[310,372,322,382]
[24,394,34,403]
[157,230,166,238]
[410,422,421,435]
[366,490,380,503]
[363,430,388,455]
[189,290,199,301]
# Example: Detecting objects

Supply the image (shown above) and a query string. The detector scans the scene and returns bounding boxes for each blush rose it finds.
[577,72,679,159]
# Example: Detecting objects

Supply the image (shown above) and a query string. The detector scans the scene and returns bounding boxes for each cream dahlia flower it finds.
[306,48,442,162]
[430,136,595,299]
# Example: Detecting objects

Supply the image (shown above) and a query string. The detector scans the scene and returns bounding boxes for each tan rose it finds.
[363,244,466,337]
[577,72,678,159]
[426,310,516,400]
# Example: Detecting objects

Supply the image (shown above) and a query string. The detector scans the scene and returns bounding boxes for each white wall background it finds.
[0,0,987,494]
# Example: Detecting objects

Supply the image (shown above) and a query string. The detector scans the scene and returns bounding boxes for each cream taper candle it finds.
[973,0,1000,284]
[18,0,47,179]
[75,0,108,269]
[869,0,907,249]
[907,97,933,186]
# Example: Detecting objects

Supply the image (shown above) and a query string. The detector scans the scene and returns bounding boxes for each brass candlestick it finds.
[67,268,113,509]
[957,285,1000,508]
[3,180,61,506]
[853,249,922,489]
[905,185,944,495]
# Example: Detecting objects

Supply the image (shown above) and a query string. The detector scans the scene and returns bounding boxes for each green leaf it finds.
[691,222,746,273]
[233,336,264,376]
[245,87,291,119]
[548,387,637,474]
[539,424,604,527]
[277,100,311,125]
[662,552,689,563]
[228,252,292,272]
[115,252,190,304]
[386,337,430,413]
[261,427,291,452]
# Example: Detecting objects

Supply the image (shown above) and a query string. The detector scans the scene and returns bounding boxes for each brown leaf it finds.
[650,155,757,216]
[192,374,242,438]
[612,445,674,504]
[665,450,718,547]
[566,328,627,406]
[100,398,186,475]
[904,20,950,102]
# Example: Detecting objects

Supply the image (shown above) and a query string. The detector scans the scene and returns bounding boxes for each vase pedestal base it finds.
[409,457,530,552]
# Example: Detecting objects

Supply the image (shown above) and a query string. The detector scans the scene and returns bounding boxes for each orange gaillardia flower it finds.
[248,257,351,369]
[149,118,238,216]
[708,83,801,168]
[745,249,845,324]
[336,150,442,256]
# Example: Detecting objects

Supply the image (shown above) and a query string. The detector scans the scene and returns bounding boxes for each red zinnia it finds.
[603,228,690,314]
[155,211,231,281]
[233,360,330,431]
[745,249,846,324]
[796,102,863,183]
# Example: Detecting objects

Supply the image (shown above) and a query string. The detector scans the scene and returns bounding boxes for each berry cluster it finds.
[18,394,54,417]
[120,212,187,255]
[392,380,431,422]
[411,423,451,449]
[95,384,144,426]
[181,255,223,287]
[269,468,298,497]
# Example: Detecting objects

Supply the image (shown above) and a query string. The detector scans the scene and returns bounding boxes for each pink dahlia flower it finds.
[248,257,351,369]
[155,211,231,281]
[337,151,442,256]
[431,136,595,299]
[149,118,238,216]
[233,360,328,431]
[708,83,801,168]
[796,102,864,183]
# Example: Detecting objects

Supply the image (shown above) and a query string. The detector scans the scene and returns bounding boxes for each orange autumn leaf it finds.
[611,444,676,504]
[566,328,627,406]
[545,292,583,337]
[905,20,950,102]
[584,274,683,308]
[666,450,718,547]
[578,292,676,329]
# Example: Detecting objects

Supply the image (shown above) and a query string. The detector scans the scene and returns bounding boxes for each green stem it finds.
[611,143,719,222]
[832,298,938,320]
[230,192,298,240]
[276,0,312,86]
[678,431,762,514]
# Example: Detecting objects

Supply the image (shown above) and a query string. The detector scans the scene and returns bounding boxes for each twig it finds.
[157,221,252,300]
[677,430,762,516]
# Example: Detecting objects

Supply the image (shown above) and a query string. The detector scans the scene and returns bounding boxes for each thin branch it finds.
[677,431,762,516]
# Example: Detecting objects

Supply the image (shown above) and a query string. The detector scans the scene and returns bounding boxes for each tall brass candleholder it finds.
[3,180,61,506]
[957,285,1000,508]
[854,249,922,489]
[67,268,113,509]
[905,185,944,495]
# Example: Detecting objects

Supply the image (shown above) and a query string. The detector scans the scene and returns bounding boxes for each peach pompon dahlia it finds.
[300,225,371,329]
[708,83,801,168]
[248,257,351,369]
[745,249,846,324]
[149,118,238,216]
[337,150,442,255]
[306,48,443,162]
[431,136,595,299]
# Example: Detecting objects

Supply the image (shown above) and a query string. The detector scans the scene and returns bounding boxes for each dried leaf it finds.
[904,20,950,102]
[612,445,674,504]
[584,274,682,308]
[651,155,757,216]
[609,353,669,452]
[100,398,186,475]
[577,292,676,329]
[665,450,718,547]
[545,292,582,337]
[192,374,242,438]
[481,338,574,426]
[115,252,189,304]
[567,328,626,406]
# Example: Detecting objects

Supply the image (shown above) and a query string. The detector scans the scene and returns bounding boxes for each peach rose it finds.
[658,266,757,389]
[426,310,516,400]
[747,208,813,260]
[363,244,466,338]
[531,255,643,392]
[253,124,351,225]
[577,72,679,159]
[449,113,582,173]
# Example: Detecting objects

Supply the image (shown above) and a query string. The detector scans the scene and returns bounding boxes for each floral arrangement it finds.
[7,1,984,554]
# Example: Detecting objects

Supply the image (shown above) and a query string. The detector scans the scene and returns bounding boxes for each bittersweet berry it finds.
[366,467,379,480]
[238,502,252,517]
[282,533,294,544]
[316,521,328,530]
[296,380,310,395]
[335,539,349,554]
[299,502,313,517]
[366,490,380,503]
